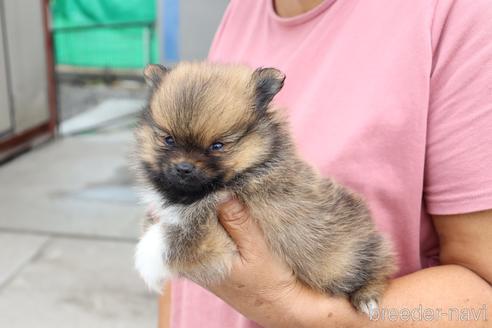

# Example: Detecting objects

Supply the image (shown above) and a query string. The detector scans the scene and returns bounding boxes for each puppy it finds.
[133,62,395,315]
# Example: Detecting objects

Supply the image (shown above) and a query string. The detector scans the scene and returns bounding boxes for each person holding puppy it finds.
[158,0,492,327]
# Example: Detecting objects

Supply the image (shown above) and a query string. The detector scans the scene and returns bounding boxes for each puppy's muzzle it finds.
[175,162,195,176]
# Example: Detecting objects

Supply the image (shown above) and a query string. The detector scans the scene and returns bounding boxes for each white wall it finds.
[0,4,12,135]
[158,0,229,63]
[179,0,229,60]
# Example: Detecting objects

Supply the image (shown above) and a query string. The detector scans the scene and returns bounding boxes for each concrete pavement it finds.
[0,109,157,327]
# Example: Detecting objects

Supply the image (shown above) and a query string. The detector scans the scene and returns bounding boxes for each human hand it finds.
[205,196,357,328]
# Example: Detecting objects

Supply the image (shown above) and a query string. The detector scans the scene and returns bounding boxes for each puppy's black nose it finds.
[175,162,194,175]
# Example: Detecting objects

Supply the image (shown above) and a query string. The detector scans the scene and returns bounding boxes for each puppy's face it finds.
[136,62,285,204]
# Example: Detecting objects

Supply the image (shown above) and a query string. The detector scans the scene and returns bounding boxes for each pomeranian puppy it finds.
[133,62,395,315]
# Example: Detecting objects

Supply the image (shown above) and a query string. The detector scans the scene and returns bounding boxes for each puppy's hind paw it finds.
[350,285,385,318]
[357,298,379,317]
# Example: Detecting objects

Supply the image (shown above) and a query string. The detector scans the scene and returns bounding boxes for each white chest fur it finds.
[134,189,183,292]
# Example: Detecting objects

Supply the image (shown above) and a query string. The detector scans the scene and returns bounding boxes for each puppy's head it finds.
[136,62,286,204]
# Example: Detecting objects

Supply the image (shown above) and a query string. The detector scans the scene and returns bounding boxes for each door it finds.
[2,0,50,133]
[0,2,13,137]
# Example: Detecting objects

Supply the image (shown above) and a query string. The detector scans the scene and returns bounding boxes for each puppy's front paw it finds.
[135,223,170,293]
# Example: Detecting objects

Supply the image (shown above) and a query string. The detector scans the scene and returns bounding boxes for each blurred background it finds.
[0,0,228,326]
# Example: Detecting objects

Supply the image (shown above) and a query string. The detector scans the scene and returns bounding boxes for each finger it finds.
[217,198,264,254]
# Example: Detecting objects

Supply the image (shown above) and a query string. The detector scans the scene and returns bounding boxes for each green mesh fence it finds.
[51,0,158,69]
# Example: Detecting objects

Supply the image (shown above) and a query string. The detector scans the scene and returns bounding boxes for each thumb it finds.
[217,196,263,254]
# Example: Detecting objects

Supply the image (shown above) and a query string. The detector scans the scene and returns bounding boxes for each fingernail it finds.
[220,199,247,224]
[224,198,243,212]
[216,191,232,204]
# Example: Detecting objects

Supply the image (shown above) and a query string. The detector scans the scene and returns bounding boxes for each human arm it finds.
[158,281,171,328]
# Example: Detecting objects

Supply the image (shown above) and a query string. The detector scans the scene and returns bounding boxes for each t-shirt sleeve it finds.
[424,0,492,215]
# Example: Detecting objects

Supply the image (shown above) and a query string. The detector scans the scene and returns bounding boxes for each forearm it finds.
[281,265,491,328]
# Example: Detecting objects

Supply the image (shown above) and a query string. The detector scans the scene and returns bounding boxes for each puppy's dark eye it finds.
[209,142,224,151]
[164,136,175,146]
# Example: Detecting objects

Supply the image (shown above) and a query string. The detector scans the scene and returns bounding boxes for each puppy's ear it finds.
[252,67,286,111]
[143,64,169,88]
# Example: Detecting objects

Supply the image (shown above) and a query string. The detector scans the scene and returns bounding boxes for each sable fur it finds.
[134,62,395,314]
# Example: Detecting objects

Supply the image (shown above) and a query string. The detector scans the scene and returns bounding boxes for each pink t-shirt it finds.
[171,0,492,327]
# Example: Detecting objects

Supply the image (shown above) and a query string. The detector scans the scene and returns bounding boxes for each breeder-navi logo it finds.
[369,304,488,322]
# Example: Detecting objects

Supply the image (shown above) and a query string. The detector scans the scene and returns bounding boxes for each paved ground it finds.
[0,102,157,327]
